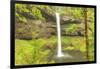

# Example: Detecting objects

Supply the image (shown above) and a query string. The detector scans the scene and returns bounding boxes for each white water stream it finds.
[56,12,72,58]
[56,12,64,57]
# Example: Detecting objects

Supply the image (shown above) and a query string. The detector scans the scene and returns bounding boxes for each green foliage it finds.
[15,36,90,65]
[15,4,28,23]
[15,4,44,23]
[31,6,43,19]
[15,4,95,64]
[71,8,83,19]
[15,40,35,64]
[61,36,86,52]
[15,36,57,65]
[64,24,79,33]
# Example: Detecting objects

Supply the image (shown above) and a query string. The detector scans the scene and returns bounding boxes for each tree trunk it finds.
[83,8,89,60]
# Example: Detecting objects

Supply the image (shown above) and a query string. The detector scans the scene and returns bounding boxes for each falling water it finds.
[56,12,72,58]
[56,12,64,57]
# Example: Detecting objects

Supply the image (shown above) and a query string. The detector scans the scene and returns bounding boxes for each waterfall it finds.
[56,12,72,58]
[56,12,64,57]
